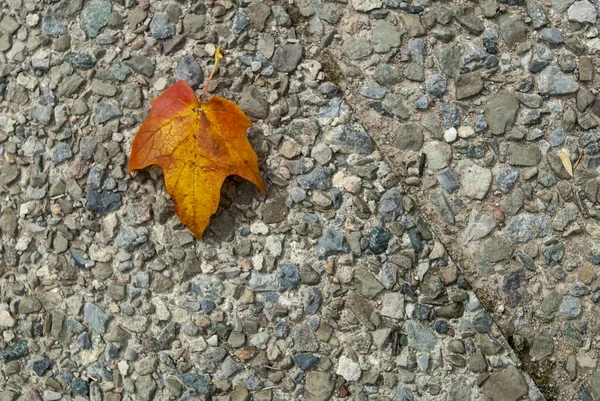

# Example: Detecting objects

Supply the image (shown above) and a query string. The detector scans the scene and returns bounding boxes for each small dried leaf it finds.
[559,148,573,177]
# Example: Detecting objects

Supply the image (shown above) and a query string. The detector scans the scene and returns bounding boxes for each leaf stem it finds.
[200,46,223,104]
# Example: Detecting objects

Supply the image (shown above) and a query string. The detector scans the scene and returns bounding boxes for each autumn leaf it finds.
[128,51,265,238]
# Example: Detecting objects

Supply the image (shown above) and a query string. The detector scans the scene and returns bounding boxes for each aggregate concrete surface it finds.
[2,0,600,400]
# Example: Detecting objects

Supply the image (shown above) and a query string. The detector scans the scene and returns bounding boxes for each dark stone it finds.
[33,357,52,376]
[302,287,323,315]
[434,320,448,333]
[278,264,300,289]
[0,340,29,362]
[64,53,96,70]
[369,227,392,254]
[503,269,531,307]
[316,228,349,259]
[72,378,88,396]
[293,354,321,371]
[178,373,213,394]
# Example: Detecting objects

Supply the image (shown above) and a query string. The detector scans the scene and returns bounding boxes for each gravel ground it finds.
[1,0,599,400]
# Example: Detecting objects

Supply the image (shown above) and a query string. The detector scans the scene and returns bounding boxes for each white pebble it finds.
[444,127,457,143]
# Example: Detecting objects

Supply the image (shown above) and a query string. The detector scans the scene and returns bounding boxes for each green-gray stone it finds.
[109,60,130,81]
[405,320,437,352]
[81,0,111,38]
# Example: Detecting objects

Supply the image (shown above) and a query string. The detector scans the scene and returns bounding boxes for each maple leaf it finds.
[128,49,265,238]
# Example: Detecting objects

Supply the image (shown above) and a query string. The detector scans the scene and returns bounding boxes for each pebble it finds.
[175,55,203,88]
[336,355,362,382]
[568,1,597,24]
[81,0,111,38]
[536,66,580,95]
[150,13,175,39]
[444,127,457,143]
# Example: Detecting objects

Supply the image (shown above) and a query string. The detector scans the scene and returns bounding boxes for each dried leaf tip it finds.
[559,148,573,178]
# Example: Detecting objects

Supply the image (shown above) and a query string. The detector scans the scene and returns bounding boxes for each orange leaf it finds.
[128,80,265,238]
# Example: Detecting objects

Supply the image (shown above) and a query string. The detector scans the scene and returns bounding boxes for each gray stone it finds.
[434,45,461,78]
[83,303,112,333]
[496,168,519,193]
[94,103,122,124]
[42,12,67,37]
[499,14,527,48]
[65,53,96,70]
[354,270,384,299]
[176,55,203,88]
[302,288,323,315]
[552,205,577,231]
[239,86,269,119]
[124,56,155,77]
[31,105,52,125]
[530,335,554,359]
[454,73,483,100]
[313,3,341,24]
[278,264,300,289]
[426,74,447,98]
[352,0,382,12]
[183,13,205,39]
[536,66,579,95]
[271,5,291,26]
[504,213,549,243]
[50,142,72,165]
[298,168,331,190]
[403,63,424,82]
[317,228,349,259]
[462,40,487,64]
[372,20,402,53]
[568,1,597,23]
[394,123,424,151]
[150,13,175,39]
[342,37,372,60]
[401,14,425,37]
[359,84,386,99]
[484,93,519,135]
[373,64,403,87]
[438,102,461,128]
[405,320,437,352]
[272,44,303,72]
[588,371,600,400]
[324,125,373,154]
[382,94,410,120]
[305,371,335,401]
[551,0,574,12]
[291,325,318,352]
[81,0,111,38]
[456,159,492,200]
[135,376,156,401]
[394,388,414,401]
[378,188,403,222]
[527,1,549,29]
[452,4,484,35]
[472,310,494,333]
[463,210,496,244]
[539,27,563,44]
[481,365,528,401]
[507,143,541,166]
[484,234,512,262]
[437,168,459,193]
[423,141,452,170]
[541,290,562,316]
[560,297,581,319]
